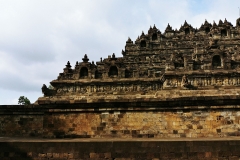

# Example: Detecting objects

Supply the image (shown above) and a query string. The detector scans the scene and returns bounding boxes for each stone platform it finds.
[2,99,240,139]
[37,88,240,104]
[1,137,240,159]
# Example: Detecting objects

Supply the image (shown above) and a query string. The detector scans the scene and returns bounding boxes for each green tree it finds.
[18,96,31,105]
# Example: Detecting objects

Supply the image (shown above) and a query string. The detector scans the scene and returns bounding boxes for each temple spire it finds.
[82,54,89,62]
[219,19,223,25]
[153,24,157,29]
[66,61,71,68]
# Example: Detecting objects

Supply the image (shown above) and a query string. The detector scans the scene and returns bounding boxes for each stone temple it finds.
[38,17,240,104]
[2,18,240,159]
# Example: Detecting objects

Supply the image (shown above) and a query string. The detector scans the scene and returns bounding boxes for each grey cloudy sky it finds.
[0,0,239,104]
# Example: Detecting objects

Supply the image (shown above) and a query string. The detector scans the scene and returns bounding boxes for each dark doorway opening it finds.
[140,40,146,47]
[212,55,221,68]
[221,29,227,37]
[95,70,102,79]
[205,27,210,34]
[185,28,190,35]
[174,56,184,68]
[80,67,88,78]
[152,33,157,41]
[109,66,118,77]
[125,69,132,78]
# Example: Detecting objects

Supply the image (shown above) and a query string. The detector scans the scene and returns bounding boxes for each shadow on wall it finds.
[43,114,93,138]
[0,142,33,160]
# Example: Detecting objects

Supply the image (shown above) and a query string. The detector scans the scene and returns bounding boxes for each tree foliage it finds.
[18,96,31,105]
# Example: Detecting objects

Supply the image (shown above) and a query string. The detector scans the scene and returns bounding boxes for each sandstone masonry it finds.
[3,19,240,139]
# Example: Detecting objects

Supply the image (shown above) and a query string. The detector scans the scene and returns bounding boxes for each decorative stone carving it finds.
[41,84,56,97]
[39,18,240,101]
[181,75,189,88]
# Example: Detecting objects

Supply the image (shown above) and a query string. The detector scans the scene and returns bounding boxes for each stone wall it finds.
[42,109,240,138]
[1,101,240,138]
[1,139,240,159]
